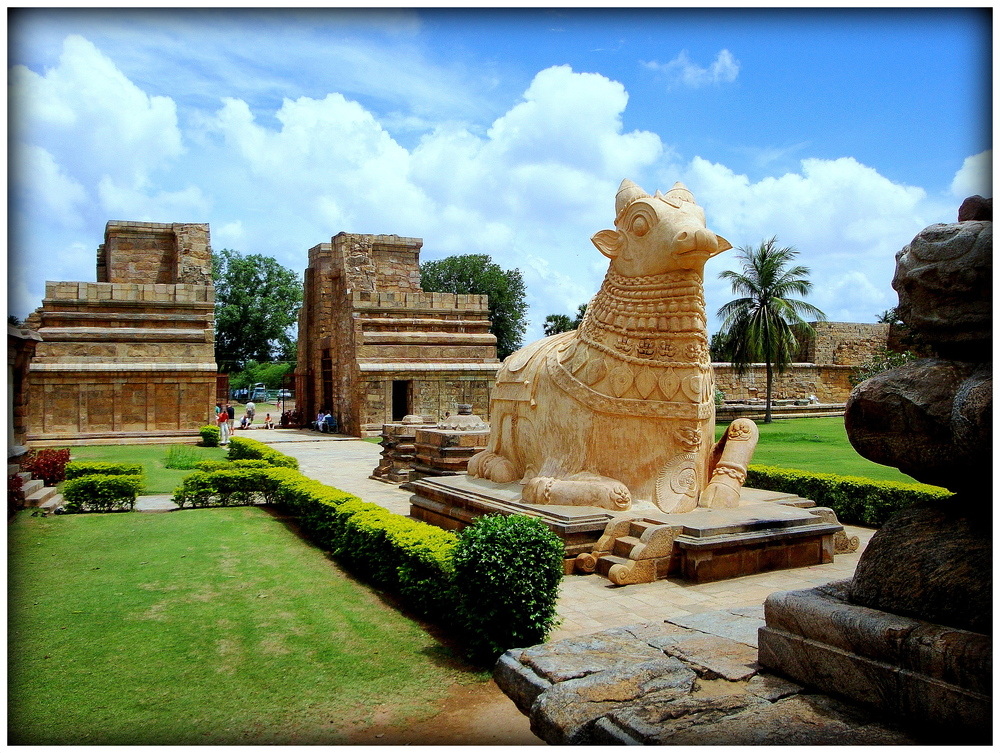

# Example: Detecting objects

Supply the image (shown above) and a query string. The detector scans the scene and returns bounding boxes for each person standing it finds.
[226,402,235,432]
[217,406,231,445]
[246,401,256,422]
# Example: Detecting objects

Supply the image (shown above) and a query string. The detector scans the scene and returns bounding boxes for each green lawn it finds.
[66,443,229,494]
[9,506,477,745]
[718,416,922,485]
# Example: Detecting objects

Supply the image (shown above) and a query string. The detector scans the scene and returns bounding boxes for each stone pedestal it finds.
[758,581,990,741]
[370,415,432,484]
[410,404,490,479]
[408,475,845,582]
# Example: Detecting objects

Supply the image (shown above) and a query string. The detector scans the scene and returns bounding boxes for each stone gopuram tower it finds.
[25,221,217,443]
[297,233,500,436]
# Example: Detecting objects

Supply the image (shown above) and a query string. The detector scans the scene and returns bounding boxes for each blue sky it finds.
[8,7,992,343]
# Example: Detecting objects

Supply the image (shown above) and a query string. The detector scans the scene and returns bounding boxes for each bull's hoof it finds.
[469,451,518,484]
[523,475,632,510]
[700,480,740,509]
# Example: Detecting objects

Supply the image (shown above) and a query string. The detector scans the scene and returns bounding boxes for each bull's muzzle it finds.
[674,227,720,256]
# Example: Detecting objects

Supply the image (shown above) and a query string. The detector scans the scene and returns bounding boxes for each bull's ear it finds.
[591,229,623,259]
[711,234,733,255]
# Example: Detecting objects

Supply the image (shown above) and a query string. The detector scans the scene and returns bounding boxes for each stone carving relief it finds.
[469,179,759,512]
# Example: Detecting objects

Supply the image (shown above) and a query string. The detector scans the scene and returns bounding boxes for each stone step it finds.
[38,492,64,513]
[25,485,58,507]
[8,464,21,476]
[21,478,44,496]
[595,554,629,577]
[629,520,658,538]
[612,536,643,559]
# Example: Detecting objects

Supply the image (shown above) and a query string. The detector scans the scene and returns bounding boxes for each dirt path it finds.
[344,678,544,745]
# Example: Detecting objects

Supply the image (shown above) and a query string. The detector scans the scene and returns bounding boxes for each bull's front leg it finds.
[699,418,759,509]
[523,472,632,511]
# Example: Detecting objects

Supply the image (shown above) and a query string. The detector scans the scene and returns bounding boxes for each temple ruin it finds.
[296,232,500,436]
[24,221,217,443]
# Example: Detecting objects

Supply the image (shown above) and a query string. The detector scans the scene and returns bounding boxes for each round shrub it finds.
[199,425,220,447]
[452,514,564,664]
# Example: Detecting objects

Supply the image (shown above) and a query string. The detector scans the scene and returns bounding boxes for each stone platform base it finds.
[758,581,991,741]
[408,475,844,583]
[494,621,918,744]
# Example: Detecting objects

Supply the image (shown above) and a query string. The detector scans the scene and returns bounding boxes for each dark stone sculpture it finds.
[845,199,992,634]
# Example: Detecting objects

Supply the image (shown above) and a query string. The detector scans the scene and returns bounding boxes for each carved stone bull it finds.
[468,179,758,513]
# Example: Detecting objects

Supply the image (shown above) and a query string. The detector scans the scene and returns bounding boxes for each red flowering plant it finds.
[24,448,71,486]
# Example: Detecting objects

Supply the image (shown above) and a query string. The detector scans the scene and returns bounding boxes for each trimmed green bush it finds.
[227,436,299,469]
[172,467,284,508]
[192,459,271,473]
[62,474,144,513]
[169,464,562,662]
[65,461,144,480]
[452,514,565,663]
[747,464,954,527]
[199,425,220,447]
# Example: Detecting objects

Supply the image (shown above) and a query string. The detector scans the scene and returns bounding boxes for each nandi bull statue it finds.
[468,179,759,513]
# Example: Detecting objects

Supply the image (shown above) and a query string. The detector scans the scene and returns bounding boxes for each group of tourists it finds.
[215,400,275,445]
[313,410,337,433]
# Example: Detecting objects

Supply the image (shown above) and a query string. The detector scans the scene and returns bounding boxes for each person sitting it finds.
[314,411,325,431]
[240,412,252,430]
[323,412,337,433]
[263,413,275,429]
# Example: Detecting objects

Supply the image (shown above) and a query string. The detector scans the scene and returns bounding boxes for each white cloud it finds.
[644,49,740,88]
[10,34,184,192]
[12,144,88,227]
[685,155,953,329]
[950,150,992,199]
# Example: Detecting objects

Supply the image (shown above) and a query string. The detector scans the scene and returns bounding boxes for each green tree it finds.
[542,303,588,337]
[229,360,295,392]
[542,314,573,336]
[420,254,528,360]
[716,237,826,423]
[850,347,918,387]
[213,248,302,372]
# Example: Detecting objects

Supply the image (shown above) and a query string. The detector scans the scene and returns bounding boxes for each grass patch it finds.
[164,444,202,470]
[66,444,228,494]
[9,506,474,745]
[717,416,921,484]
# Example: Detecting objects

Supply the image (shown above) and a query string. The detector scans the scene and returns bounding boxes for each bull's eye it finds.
[631,214,650,237]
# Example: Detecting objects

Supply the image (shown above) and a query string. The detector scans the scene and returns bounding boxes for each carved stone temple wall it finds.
[296,233,500,436]
[24,221,217,444]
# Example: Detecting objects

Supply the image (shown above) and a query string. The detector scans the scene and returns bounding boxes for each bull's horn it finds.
[665,182,695,204]
[615,179,650,218]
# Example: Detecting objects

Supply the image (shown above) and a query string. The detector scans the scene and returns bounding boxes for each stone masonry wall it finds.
[297,233,500,436]
[99,221,213,286]
[713,364,854,404]
[27,224,217,442]
[799,322,889,366]
[714,322,888,405]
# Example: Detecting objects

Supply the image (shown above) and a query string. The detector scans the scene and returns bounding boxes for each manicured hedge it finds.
[62,474,144,513]
[170,464,564,662]
[199,425,220,447]
[226,436,299,469]
[192,459,271,473]
[65,461,144,480]
[747,464,954,527]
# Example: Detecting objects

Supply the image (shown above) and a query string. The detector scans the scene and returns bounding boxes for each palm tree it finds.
[716,237,826,423]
